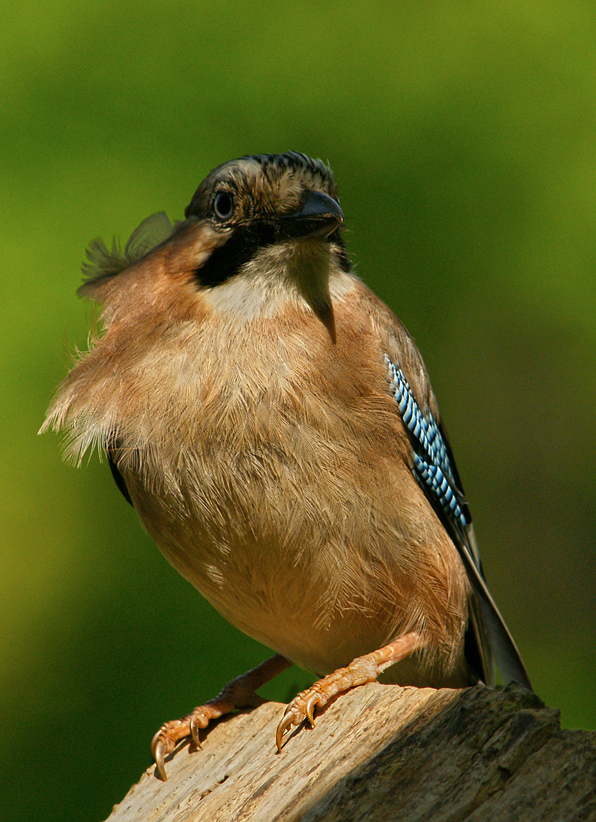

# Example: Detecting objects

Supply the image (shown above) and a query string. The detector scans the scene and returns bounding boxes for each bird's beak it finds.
[276,190,344,240]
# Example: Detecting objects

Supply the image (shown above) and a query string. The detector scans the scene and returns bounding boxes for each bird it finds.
[41,151,532,780]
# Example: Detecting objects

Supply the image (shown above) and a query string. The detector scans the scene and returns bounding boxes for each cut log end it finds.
[107,682,596,822]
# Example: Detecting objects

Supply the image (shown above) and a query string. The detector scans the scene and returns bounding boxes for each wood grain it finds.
[107,683,596,822]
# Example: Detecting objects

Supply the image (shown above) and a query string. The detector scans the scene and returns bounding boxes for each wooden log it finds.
[107,682,596,821]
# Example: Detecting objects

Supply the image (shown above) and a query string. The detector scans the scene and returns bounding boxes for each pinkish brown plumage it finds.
[42,152,531,778]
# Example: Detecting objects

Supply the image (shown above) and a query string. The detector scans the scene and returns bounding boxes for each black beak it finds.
[276,190,344,240]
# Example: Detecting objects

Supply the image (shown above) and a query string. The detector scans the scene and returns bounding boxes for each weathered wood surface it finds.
[107,683,596,822]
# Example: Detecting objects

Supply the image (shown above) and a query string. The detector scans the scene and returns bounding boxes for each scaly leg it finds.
[276,631,422,750]
[152,654,291,779]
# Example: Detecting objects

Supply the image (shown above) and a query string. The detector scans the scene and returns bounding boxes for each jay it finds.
[42,152,532,779]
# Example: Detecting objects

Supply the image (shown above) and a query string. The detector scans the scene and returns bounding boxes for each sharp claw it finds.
[277,690,321,750]
[189,716,203,749]
[276,722,285,752]
[305,694,318,727]
[152,737,168,782]
[276,713,291,752]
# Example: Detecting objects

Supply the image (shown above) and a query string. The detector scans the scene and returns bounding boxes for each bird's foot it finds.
[151,654,291,780]
[151,705,228,781]
[276,631,422,750]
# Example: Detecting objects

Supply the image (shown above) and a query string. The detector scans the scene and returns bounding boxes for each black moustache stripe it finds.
[194,224,276,288]
[194,224,351,288]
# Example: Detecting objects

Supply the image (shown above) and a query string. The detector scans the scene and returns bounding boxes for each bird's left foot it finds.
[276,631,422,750]
[151,654,291,779]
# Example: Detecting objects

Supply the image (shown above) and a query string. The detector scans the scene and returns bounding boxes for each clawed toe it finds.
[305,692,318,726]
[276,708,297,752]
[275,633,423,752]
[151,719,188,781]
[276,689,323,751]
[152,736,168,782]
[189,714,205,748]
[149,655,292,779]
[150,709,213,780]
[276,709,295,752]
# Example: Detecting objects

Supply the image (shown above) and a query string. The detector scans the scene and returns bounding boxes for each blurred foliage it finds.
[2,1,596,819]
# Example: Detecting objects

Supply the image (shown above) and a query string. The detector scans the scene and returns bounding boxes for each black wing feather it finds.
[107,452,133,507]
[385,353,533,690]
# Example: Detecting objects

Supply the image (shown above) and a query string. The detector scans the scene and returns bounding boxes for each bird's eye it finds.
[213,191,234,220]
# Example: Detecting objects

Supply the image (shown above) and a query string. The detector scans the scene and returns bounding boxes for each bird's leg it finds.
[152,653,291,779]
[276,631,422,751]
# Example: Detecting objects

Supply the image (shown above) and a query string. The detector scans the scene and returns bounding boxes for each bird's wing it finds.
[377,309,532,690]
[107,450,133,507]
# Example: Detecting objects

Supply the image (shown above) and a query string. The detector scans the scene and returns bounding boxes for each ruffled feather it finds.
[79,211,175,292]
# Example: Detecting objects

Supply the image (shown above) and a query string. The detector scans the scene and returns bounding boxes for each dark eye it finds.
[213,191,234,220]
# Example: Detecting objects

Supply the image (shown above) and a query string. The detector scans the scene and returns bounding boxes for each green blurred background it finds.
[2,1,596,819]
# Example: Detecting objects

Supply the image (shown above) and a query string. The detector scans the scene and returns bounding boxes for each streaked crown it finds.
[185,151,338,223]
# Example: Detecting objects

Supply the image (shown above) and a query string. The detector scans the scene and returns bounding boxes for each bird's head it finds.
[81,152,348,341]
